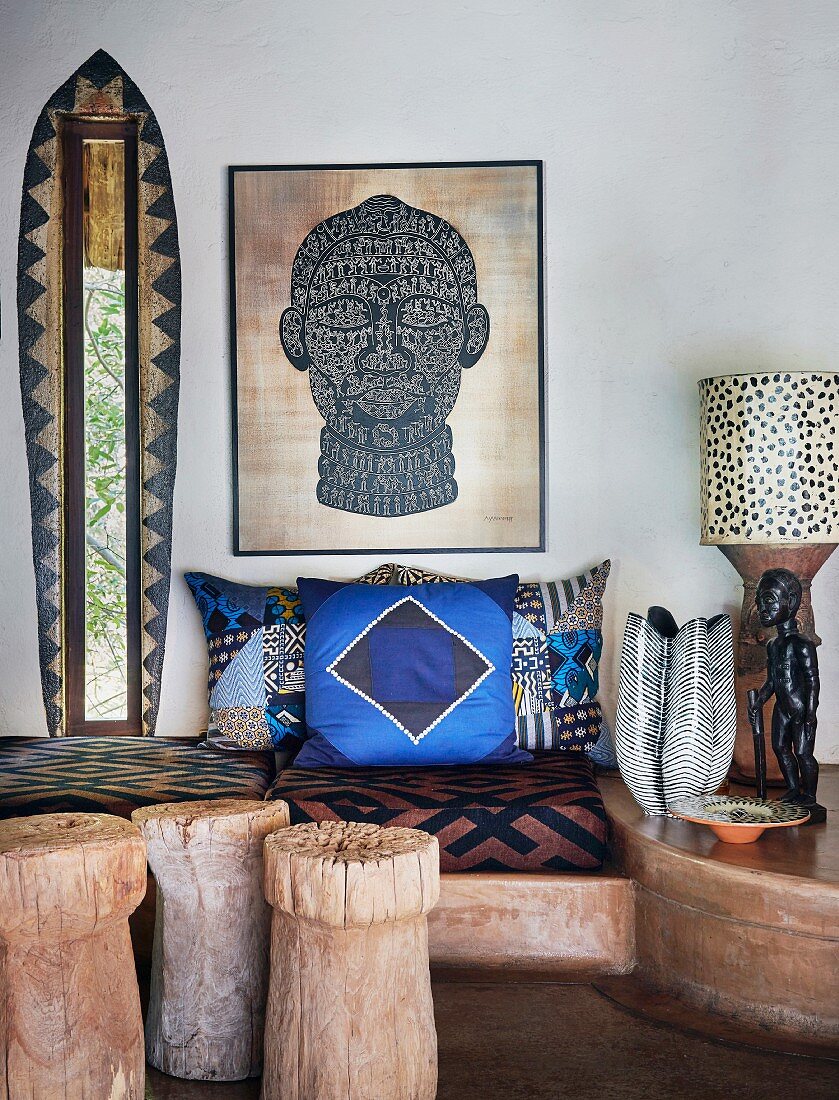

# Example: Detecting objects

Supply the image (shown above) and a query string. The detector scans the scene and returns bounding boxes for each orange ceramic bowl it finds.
[668,796,810,844]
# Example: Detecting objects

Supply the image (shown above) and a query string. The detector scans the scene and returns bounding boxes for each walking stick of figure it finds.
[746,688,767,801]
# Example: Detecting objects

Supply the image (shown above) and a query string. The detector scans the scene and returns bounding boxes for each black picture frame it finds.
[228,160,545,556]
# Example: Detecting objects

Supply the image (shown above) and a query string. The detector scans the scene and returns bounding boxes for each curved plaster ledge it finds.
[601,772,839,1048]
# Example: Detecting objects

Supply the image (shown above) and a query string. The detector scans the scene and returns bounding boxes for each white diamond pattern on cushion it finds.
[327,596,494,746]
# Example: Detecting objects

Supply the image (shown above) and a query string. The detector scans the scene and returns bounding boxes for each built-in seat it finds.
[0,737,634,977]
[601,771,839,1050]
[3,737,833,1047]
[266,752,634,975]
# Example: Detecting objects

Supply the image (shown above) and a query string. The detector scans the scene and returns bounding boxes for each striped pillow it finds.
[395,562,612,753]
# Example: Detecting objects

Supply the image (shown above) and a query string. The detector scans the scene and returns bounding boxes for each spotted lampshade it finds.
[699,372,839,544]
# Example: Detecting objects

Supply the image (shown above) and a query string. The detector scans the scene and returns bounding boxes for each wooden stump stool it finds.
[132,798,289,1081]
[262,821,440,1100]
[0,813,147,1100]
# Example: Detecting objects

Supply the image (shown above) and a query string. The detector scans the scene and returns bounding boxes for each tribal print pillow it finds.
[186,565,395,750]
[395,561,613,755]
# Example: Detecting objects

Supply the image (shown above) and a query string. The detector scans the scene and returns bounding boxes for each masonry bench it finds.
[266,752,634,975]
[0,737,633,975]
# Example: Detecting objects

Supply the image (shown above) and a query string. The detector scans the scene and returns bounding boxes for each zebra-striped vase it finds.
[614,608,676,816]
[661,617,714,806]
[615,608,736,816]
[704,613,737,794]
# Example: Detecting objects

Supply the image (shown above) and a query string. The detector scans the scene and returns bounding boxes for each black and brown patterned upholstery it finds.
[267,753,608,873]
[0,737,275,820]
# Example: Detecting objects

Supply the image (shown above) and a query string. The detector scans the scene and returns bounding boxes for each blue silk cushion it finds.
[294,576,531,768]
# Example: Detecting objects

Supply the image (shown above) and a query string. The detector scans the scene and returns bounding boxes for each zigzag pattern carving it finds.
[17,50,180,735]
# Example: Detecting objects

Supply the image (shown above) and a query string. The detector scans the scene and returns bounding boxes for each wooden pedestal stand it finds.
[262,820,440,1100]
[132,799,290,1081]
[718,543,835,784]
[0,813,147,1100]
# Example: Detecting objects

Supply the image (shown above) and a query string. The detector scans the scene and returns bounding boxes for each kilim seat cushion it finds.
[266,752,608,872]
[0,737,276,820]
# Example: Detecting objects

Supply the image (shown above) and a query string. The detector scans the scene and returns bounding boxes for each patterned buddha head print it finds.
[279,194,490,517]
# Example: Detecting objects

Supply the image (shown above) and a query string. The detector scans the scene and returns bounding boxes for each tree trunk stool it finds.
[0,812,147,1100]
[132,798,289,1081]
[262,820,440,1100]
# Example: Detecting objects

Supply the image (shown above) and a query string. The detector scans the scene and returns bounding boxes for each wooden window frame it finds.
[62,117,142,736]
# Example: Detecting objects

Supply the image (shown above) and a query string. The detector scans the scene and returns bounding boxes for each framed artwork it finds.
[229,160,544,555]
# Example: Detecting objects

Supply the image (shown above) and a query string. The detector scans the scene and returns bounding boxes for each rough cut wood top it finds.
[132,797,277,825]
[264,820,440,927]
[0,812,146,939]
[0,810,139,855]
[133,798,288,847]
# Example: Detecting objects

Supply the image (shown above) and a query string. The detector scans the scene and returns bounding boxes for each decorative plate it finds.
[668,794,810,844]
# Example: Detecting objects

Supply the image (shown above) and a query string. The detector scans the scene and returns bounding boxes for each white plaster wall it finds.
[1,0,838,760]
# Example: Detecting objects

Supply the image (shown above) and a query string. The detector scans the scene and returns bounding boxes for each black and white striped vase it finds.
[704,613,737,794]
[614,608,735,816]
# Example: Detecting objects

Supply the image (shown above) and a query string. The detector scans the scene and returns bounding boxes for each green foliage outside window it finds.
[83,267,128,719]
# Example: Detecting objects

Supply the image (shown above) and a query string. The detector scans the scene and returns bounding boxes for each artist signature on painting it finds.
[484,515,513,523]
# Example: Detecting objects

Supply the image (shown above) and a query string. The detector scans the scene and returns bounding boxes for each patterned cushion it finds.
[185,565,395,750]
[395,562,614,757]
[0,737,276,820]
[294,576,530,768]
[266,753,608,872]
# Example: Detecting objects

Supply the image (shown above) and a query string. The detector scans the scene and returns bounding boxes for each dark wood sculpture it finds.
[718,544,834,783]
[746,568,827,824]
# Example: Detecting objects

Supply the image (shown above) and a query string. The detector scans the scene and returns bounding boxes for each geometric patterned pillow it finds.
[511,562,610,751]
[395,561,611,753]
[292,575,528,768]
[185,564,396,750]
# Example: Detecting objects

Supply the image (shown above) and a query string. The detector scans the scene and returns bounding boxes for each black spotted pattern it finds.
[699,373,839,542]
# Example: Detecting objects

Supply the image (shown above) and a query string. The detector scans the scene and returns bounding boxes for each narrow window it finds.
[62,119,141,735]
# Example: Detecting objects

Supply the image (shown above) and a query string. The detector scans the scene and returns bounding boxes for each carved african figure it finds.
[747,568,826,823]
[279,194,490,517]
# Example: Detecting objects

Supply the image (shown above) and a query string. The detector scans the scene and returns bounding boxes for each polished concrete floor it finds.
[144,979,839,1100]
